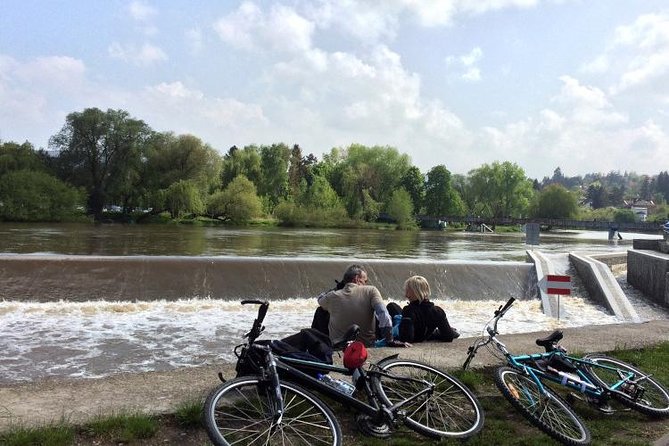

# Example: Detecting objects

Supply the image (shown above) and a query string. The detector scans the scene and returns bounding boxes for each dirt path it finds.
[2,320,669,431]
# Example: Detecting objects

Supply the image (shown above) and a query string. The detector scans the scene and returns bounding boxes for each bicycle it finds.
[462,297,669,446]
[203,299,484,446]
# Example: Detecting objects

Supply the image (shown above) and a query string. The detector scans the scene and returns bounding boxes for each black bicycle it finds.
[203,299,484,446]
[463,297,669,446]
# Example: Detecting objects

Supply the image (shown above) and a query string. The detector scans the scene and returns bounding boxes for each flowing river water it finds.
[0,223,666,383]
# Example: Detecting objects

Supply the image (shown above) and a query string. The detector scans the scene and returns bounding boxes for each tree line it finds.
[1,107,668,227]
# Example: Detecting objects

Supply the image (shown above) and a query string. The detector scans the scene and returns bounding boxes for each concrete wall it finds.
[569,253,639,321]
[627,250,669,307]
[588,252,627,268]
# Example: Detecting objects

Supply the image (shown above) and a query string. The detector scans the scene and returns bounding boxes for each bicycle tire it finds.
[494,366,591,446]
[203,376,342,446]
[583,354,669,418]
[372,358,484,439]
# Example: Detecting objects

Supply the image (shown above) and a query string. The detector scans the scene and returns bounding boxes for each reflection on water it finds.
[0,223,660,261]
[1,223,666,383]
[0,297,623,383]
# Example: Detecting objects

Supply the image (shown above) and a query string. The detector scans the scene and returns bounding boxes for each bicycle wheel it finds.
[203,376,342,446]
[583,354,669,417]
[372,358,484,439]
[494,367,591,446]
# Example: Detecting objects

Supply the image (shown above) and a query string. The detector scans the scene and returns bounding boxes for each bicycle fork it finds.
[264,352,285,427]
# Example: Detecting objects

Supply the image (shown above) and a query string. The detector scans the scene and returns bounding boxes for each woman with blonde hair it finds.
[398,275,459,343]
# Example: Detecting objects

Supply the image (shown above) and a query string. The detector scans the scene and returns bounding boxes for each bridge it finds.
[421,216,664,234]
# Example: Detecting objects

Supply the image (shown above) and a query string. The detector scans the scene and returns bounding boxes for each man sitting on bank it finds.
[316,264,410,348]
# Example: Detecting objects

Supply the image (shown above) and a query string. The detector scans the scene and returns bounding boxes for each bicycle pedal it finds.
[596,404,615,415]
[355,414,392,438]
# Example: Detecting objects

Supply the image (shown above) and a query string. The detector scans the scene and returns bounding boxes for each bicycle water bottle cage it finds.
[535,330,564,352]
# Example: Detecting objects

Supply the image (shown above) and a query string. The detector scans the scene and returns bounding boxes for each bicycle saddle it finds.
[333,324,361,350]
[535,330,563,352]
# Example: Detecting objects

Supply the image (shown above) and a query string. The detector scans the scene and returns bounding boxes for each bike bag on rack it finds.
[235,328,334,378]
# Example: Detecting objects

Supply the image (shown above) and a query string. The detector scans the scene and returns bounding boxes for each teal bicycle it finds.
[463,297,669,446]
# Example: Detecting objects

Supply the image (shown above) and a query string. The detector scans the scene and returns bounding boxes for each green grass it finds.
[1,342,668,445]
[85,412,158,442]
[0,424,74,446]
[174,399,203,428]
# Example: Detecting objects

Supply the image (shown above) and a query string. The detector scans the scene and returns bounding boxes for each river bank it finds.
[2,319,668,432]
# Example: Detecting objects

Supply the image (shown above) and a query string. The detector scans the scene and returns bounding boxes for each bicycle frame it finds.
[234,299,437,426]
[463,297,642,404]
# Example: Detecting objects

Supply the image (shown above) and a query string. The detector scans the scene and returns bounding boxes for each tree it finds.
[586,181,608,209]
[221,145,262,188]
[613,208,636,223]
[386,188,416,229]
[424,165,466,217]
[49,108,151,219]
[322,144,411,220]
[467,161,533,218]
[0,141,48,175]
[530,184,578,219]
[259,143,290,207]
[0,170,84,221]
[162,180,205,219]
[399,166,425,216]
[207,175,262,223]
[656,171,669,202]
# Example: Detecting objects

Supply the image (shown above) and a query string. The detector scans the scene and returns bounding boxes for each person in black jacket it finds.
[398,275,460,343]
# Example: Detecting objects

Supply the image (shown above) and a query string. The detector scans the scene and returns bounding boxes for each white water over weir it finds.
[0,254,639,383]
[0,255,535,302]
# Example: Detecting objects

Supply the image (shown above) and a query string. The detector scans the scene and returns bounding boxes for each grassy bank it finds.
[3,343,668,446]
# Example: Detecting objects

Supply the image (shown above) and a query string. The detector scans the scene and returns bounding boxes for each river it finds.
[0,223,666,383]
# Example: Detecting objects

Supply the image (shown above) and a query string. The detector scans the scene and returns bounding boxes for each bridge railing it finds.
[421,216,663,233]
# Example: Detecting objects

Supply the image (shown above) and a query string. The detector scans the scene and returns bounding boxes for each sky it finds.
[1,0,669,180]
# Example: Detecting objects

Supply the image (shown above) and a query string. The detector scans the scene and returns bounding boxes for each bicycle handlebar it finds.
[495,297,515,317]
[242,300,270,342]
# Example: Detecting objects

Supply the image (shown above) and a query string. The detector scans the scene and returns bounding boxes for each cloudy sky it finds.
[2,0,669,179]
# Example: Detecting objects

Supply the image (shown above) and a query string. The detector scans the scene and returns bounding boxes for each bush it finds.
[0,170,85,222]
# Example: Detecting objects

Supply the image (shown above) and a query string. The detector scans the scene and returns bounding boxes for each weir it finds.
[0,255,536,302]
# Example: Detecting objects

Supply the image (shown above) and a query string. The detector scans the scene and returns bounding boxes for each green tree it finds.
[207,175,262,223]
[49,108,151,219]
[0,170,84,221]
[399,166,425,216]
[424,165,466,217]
[586,181,608,209]
[163,180,205,219]
[0,141,48,175]
[530,184,578,219]
[467,161,534,219]
[386,188,416,229]
[221,145,262,188]
[300,175,342,210]
[613,208,636,223]
[259,143,290,207]
[323,144,411,221]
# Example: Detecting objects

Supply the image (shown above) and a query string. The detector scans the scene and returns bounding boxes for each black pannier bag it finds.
[235,328,333,378]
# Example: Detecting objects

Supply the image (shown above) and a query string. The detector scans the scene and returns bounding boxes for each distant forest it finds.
[1,107,668,227]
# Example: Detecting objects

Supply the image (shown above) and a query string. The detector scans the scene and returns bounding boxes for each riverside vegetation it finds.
[1,107,669,228]
[2,342,668,446]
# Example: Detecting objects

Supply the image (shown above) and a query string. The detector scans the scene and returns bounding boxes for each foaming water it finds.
[0,296,621,383]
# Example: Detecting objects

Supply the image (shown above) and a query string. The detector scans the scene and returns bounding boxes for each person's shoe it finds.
[451,328,460,339]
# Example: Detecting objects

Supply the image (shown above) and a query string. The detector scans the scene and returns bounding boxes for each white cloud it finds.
[108,42,168,66]
[446,47,484,82]
[141,81,268,138]
[185,27,204,54]
[584,13,669,101]
[128,1,157,22]
[402,0,538,27]
[213,2,314,54]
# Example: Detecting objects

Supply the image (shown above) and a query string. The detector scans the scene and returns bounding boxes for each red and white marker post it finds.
[545,274,571,320]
